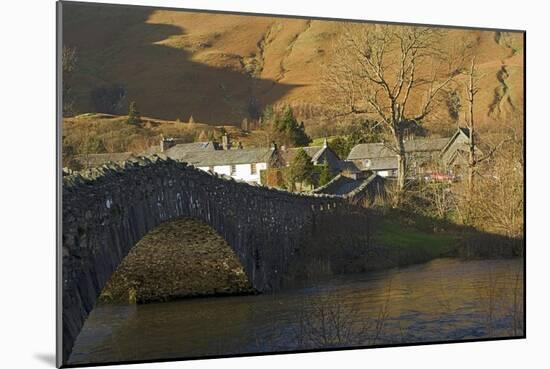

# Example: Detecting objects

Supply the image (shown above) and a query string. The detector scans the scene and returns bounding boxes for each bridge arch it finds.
[98,216,254,303]
[61,156,369,362]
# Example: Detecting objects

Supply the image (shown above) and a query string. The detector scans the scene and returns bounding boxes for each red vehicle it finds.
[424,172,456,183]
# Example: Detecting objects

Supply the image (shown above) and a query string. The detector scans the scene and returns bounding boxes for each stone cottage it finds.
[282,138,346,174]
[346,127,478,178]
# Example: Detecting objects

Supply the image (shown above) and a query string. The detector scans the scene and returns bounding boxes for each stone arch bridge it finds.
[60,156,371,362]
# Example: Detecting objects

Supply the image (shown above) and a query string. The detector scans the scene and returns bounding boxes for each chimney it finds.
[271,141,278,150]
[222,134,231,150]
[323,137,328,148]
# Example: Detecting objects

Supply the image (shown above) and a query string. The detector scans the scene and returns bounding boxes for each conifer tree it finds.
[318,159,331,187]
[287,148,314,191]
[127,101,141,125]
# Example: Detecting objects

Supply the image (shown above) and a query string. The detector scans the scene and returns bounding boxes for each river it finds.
[69,258,524,365]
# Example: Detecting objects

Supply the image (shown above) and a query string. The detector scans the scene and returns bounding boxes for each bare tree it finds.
[471,131,523,237]
[465,57,479,192]
[460,57,513,224]
[323,24,461,202]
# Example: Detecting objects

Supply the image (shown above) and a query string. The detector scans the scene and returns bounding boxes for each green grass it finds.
[309,136,338,146]
[375,218,461,258]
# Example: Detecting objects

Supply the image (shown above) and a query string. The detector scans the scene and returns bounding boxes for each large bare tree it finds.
[323,24,462,200]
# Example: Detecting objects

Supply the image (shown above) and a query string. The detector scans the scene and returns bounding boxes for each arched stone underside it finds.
[61,156,370,363]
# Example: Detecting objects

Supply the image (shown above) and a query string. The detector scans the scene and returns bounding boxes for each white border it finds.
[1,1,547,368]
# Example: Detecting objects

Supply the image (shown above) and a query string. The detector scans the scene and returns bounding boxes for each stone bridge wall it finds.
[61,156,370,362]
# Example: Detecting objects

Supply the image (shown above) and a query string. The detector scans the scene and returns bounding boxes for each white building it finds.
[162,140,281,185]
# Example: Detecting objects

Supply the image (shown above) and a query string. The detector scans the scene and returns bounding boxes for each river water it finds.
[69,258,524,365]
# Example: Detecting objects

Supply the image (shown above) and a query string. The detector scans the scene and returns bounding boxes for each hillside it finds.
[63,2,524,132]
[62,113,244,159]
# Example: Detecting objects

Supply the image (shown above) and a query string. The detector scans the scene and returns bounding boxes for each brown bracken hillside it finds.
[63,2,523,130]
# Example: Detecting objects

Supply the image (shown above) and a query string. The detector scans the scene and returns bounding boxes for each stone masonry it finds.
[61,155,370,363]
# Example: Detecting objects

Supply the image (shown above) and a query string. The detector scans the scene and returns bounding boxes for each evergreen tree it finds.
[318,159,331,187]
[262,105,275,126]
[287,148,314,191]
[330,136,353,159]
[127,101,141,125]
[273,106,311,147]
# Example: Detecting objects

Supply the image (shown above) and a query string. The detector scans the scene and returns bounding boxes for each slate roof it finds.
[316,175,367,195]
[347,143,391,160]
[347,137,450,161]
[404,137,450,152]
[281,146,323,165]
[163,141,218,159]
[170,148,276,167]
[441,128,471,155]
[313,173,384,199]
[458,127,471,137]
[311,147,328,163]
[338,160,361,172]
[75,152,135,168]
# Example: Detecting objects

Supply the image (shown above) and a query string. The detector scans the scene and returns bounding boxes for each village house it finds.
[281,138,347,174]
[164,146,281,184]
[346,128,478,179]
[161,135,282,185]
[73,135,283,185]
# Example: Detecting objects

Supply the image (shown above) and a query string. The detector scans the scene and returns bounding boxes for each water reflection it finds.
[70,258,524,365]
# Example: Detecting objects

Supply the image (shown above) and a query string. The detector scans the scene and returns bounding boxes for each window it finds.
[250,163,257,175]
[230,164,237,175]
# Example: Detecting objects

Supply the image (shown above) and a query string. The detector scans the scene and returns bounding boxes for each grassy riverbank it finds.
[98,218,255,304]
[376,218,459,258]
[368,209,522,271]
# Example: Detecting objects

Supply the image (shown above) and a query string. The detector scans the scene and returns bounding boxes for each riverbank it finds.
[367,209,523,271]
[98,218,255,304]
[100,210,523,304]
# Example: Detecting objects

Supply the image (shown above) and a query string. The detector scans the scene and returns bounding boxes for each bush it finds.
[261,168,287,188]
